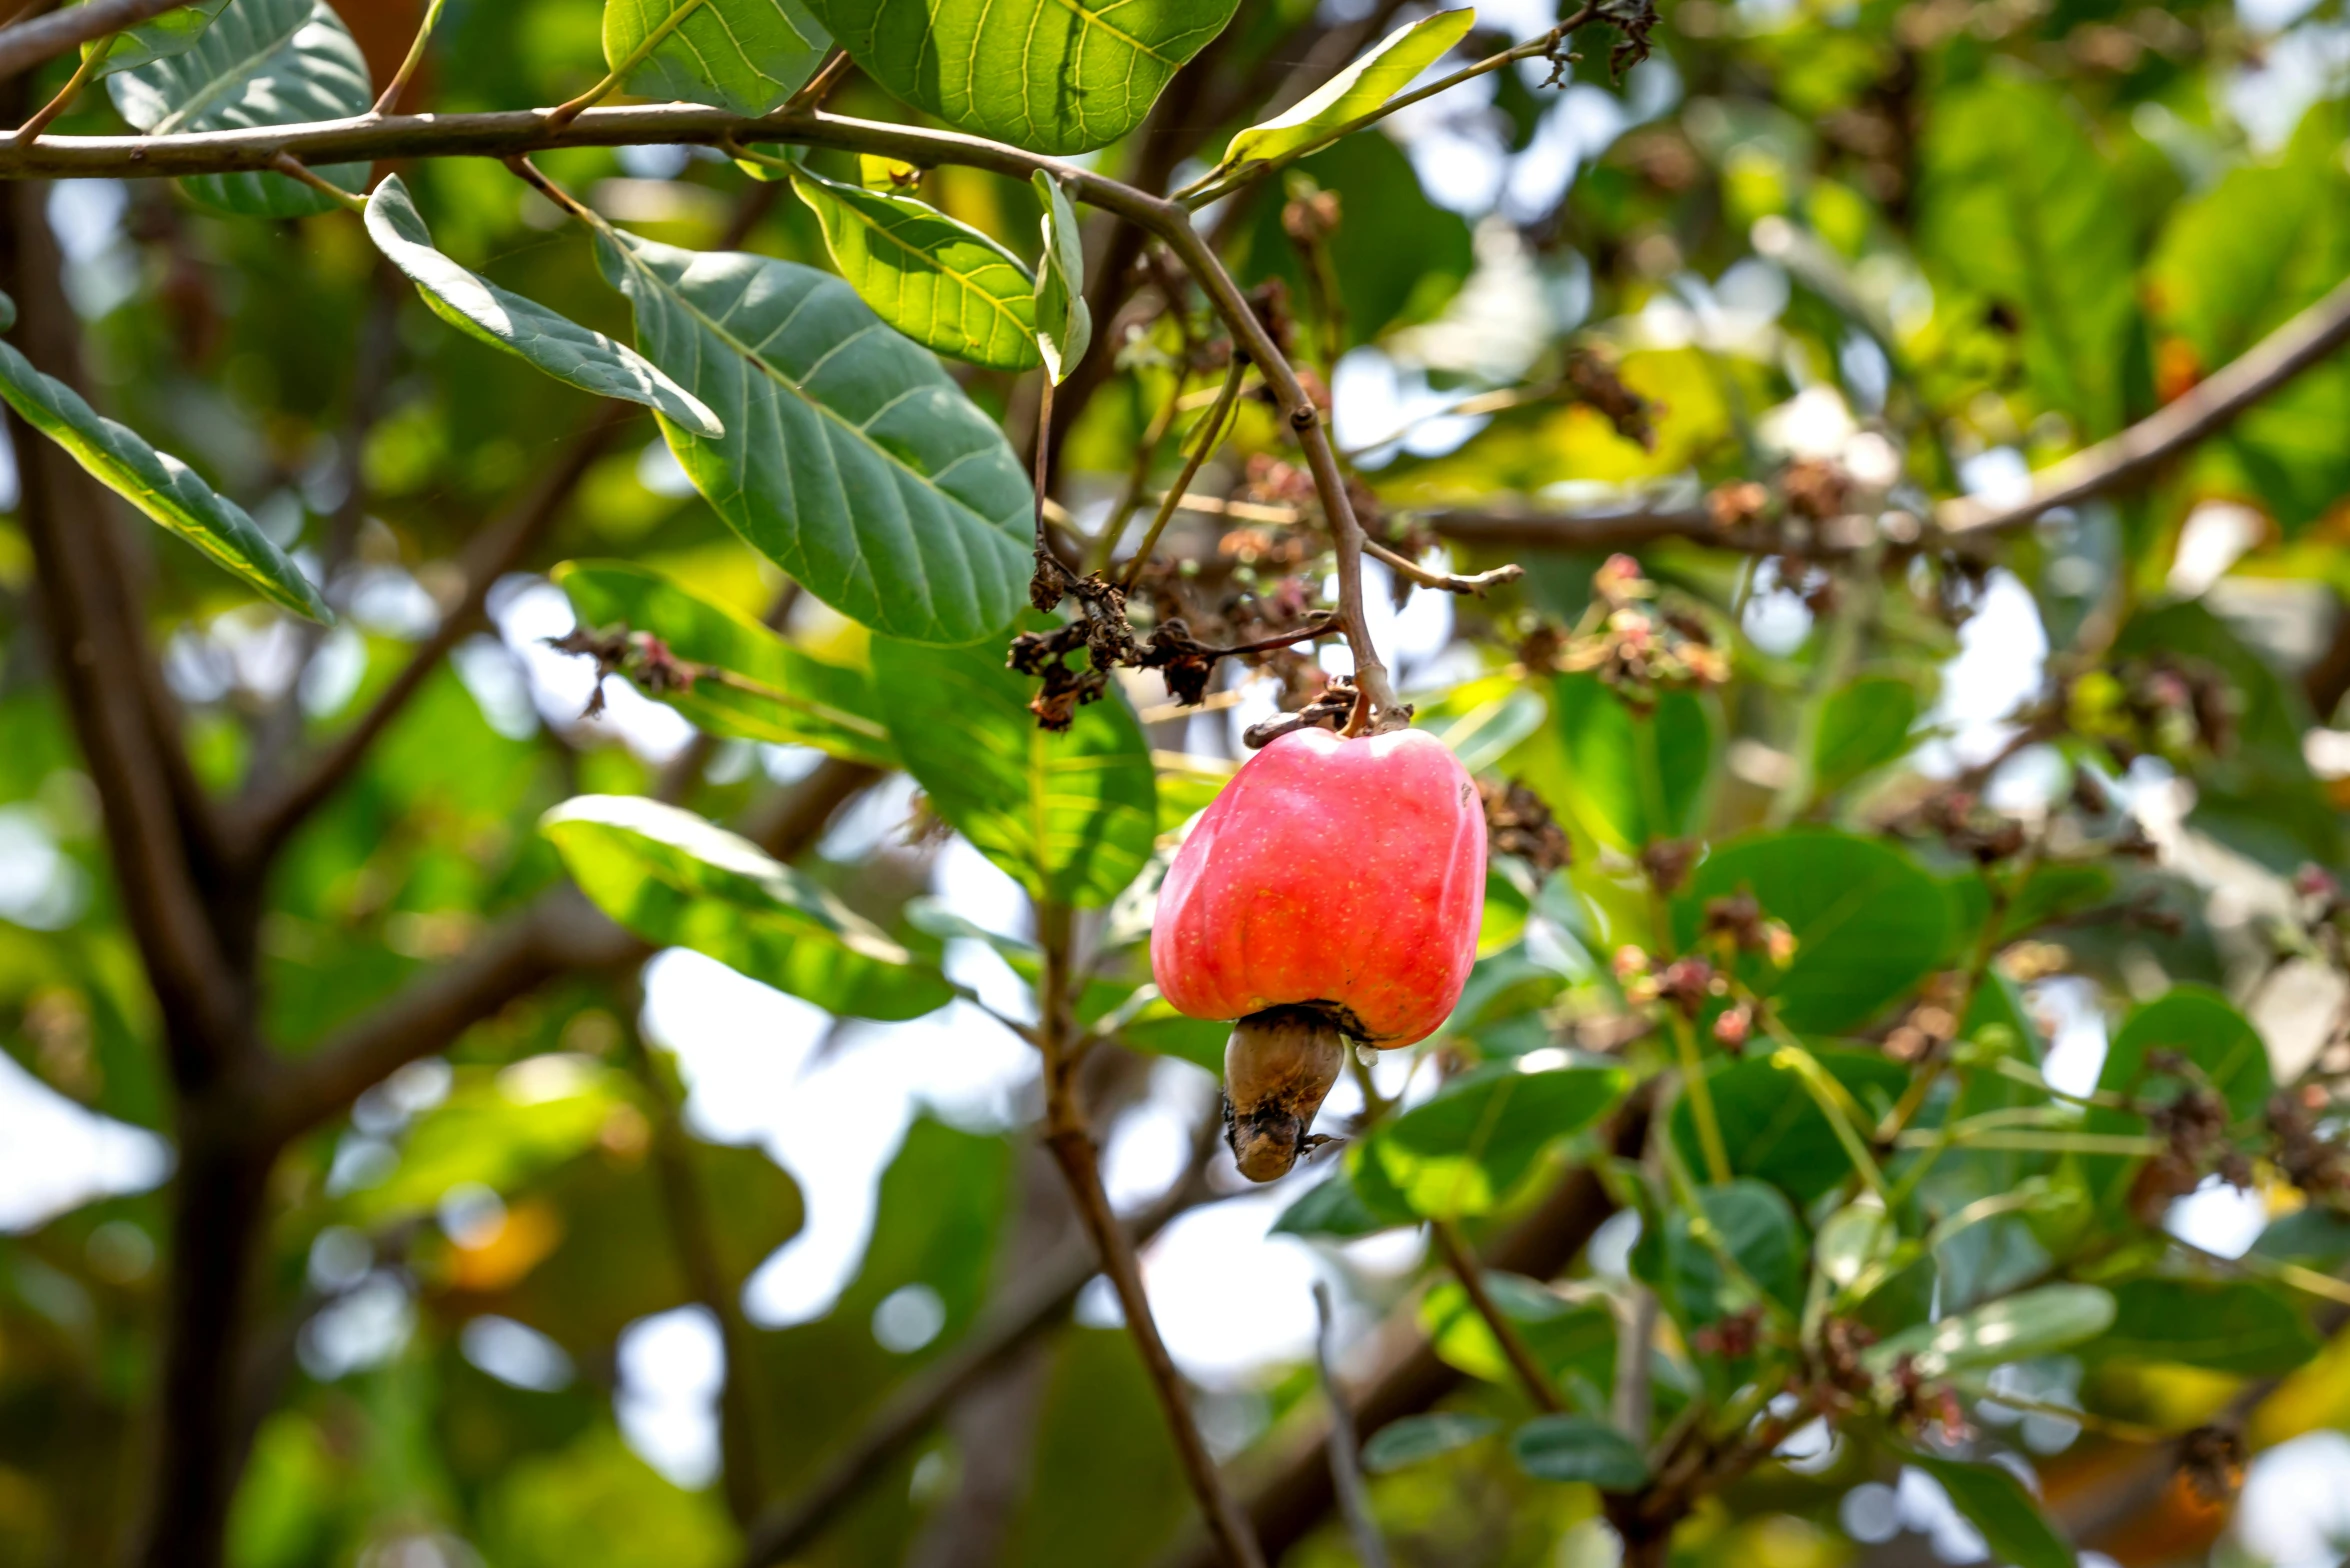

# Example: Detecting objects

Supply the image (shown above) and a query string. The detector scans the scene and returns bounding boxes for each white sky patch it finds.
[616,1305,725,1487]
[0,1053,172,1231]
[2235,1430,2350,1568]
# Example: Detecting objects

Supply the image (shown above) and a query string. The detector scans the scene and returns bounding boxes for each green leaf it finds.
[0,337,327,620]
[1031,172,1092,384]
[2253,1207,2350,1266]
[1218,9,1472,172]
[1675,830,1952,1034]
[870,633,1156,908]
[1864,1283,2114,1380]
[1549,673,1716,852]
[84,1,232,75]
[1633,1179,1804,1327]
[1813,675,1917,793]
[1899,1448,2073,1568]
[804,0,1241,155]
[1918,71,2138,436]
[337,1059,629,1226]
[1361,1414,1499,1474]
[1422,1279,1616,1391]
[1815,1197,1898,1293]
[552,560,896,767]
[604,0,830,116]
[1270,1168,1393,1240]
[540,794,956,1020]
[1510,1416,1648,1491]
[2091,1278,2319,1376]
[1671,1049,1908,1207]
[363,177,723,437]
[107,0,372,218]
[596,229,1031,644]
[784,163,1040,372]
[1352,1063,1625,1221]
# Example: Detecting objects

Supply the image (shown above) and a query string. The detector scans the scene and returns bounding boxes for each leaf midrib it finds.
[152,0,311,133]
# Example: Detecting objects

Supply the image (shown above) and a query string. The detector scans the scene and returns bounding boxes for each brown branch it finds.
[1432,1218,1564,1413]
[230,401,635,867]
[1155,1097,1652,1568]
[1035,902,1267,1568]
[1121,356,1248,590]
[0,0,180,82]
[1,177,237,1068]
[1940,271,2350,535]
[739,1108,1219,1567]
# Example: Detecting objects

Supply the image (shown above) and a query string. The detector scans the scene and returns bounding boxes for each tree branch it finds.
[1311,1281,1392,1568]
[1939,272,2350,535]
[1154,1097,1652,1568]
[0,0,182,83]
[231,401,635,867]
[740,1107,1219,1567]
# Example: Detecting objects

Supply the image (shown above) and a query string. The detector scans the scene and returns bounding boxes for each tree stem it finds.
[1431,1219,1563,1414]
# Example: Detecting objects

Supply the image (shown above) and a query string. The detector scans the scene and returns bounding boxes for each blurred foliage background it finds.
[8,2,2350,1568]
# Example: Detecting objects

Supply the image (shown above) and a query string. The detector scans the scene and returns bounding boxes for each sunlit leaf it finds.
[1218,9,1473,172]
[804,0,1241,154]
[1632,1179,1803,1327]
[541,794,955,1019]
[597,229,1032,644]
[871,633,1156,907]
[603,0,830,116]
[785,163,1040,372]
[365,177,722,436]
[1864,1283,2114,1380]
[0,313,327,621]
[1353,1062,1625,1220]
[552,559,896,767]
[107,0,372,217]
[1031,171,1091,384]
[84,1,232,75]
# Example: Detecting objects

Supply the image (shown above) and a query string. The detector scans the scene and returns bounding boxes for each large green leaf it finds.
[1352,1063,1626,1221]
[1031,171,1092,384]
[804,0,1241,154]
[0,320,327,620]
[2090,1278,2319,1376]
[1674,831,1951,1033]
[1422,1276,1616,1391]
[2149,105,2350,532]
[364,177,722,437]
[1900,1448,2073,1568]
[1812,675,1918,793]
[1218,9,1471,172]
[871,633,1155,908]
[85,0,232,75]
[604,0,830,117]
[541,794,955,1020]
[1864,1284,2114,1380]
[107,0,372,217]
[552,560,896,767]
[785,164,1040,372]
[596,229,1031,644]
[1548,673,1716,852]
[1670,1049,1909,1207]
[1918,72,2138,436]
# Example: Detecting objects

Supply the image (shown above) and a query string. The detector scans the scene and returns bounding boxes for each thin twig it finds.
[1311,1282,1392,1568]
[1431,1219,1563,1414]
[1361,537,1523,597]
[10,29,105,144]
[1120,356,1247,591]
[370,0,448,117]
[782,46,853,113]
[1034,902,1268,1568]
[543,0,709,129]
[269,151,363,210]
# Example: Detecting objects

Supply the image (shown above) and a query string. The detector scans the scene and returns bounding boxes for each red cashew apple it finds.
[1151,726,1487,1181]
